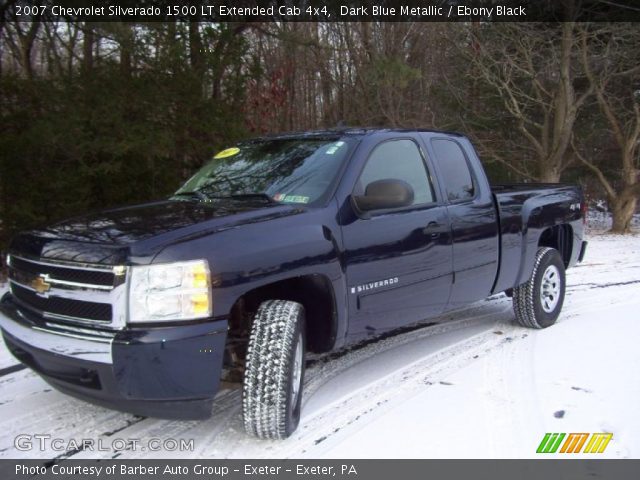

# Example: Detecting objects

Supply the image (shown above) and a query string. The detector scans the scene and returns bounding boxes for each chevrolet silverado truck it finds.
[0,129,587,439]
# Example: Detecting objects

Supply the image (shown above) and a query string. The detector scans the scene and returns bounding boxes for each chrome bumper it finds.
[0,297,113,364]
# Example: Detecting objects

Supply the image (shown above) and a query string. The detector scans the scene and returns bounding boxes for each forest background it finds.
[1,7,639,256]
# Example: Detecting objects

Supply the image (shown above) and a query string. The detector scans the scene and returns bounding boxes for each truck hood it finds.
[9,199,303,265]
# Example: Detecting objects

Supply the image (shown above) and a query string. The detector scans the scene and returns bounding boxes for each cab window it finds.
[357,139,435,206]
[431,139,475,202]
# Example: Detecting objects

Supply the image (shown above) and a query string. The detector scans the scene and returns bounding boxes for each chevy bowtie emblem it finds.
[31,275,51,295]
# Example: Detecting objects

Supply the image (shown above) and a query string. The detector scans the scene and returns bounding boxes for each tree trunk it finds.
[188,19,203,75]
[119,23,133,77]
[538,163,561,183]
[17,21,41,79]
[609,193,637,234]
[82,24,94,74]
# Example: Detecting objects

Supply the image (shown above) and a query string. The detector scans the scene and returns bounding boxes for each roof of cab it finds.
[244,127,465,142]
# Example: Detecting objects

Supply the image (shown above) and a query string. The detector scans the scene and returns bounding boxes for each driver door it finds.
[340,137,453,338]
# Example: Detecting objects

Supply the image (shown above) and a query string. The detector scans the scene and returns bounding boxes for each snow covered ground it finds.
[0,227,638,460]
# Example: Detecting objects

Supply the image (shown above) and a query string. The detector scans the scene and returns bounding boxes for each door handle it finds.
[423,222,441,238]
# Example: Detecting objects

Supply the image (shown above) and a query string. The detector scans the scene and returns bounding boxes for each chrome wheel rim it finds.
[290,333,303,406]
[540,265,561,313]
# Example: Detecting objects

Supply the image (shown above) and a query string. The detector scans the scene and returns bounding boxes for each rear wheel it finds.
[513,247,566,329]
[242,300,306,439]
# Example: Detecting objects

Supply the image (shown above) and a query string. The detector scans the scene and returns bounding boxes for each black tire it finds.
[242,300,306,439]
[513,247,566,329]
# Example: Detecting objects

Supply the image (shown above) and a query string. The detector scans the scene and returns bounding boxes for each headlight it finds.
[129,260,212,323]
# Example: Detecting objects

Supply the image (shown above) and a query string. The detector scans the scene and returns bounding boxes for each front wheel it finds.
[513,247,566,329]
[242,300,306,439]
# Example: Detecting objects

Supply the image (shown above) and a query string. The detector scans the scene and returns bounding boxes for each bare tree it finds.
[459,15,592,182]
[5,16,41,78]
[574,24,640,233]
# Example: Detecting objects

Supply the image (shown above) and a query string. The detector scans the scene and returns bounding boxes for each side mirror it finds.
[352,179,414,213]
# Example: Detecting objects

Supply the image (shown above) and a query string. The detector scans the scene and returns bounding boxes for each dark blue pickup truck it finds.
[0,129,587,439]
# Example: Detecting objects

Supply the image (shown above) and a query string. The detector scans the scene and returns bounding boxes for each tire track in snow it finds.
[284,315,521,458]
[480,328,538,457]
[0,375,145,460]
[0,364,26,378]
[70,388,242,459]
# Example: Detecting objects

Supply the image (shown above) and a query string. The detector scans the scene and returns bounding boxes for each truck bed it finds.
[490,183,584,295]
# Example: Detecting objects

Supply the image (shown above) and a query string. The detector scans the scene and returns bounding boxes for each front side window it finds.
[175,137,355,205]
[357,139,435,206]
[431,139,475,202]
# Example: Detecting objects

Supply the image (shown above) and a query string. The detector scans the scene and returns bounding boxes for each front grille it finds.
[9,256,115,287]
[11,283,112,322]
[7,254,125,328]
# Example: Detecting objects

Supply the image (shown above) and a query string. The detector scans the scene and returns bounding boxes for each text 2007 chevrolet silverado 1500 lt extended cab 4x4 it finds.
[0,129,587,439]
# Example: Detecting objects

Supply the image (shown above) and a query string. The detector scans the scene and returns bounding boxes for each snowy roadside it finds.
[0,233,638,459]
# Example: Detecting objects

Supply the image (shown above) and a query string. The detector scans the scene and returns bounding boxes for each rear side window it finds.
[358,139,435,205]
[431,139,475,202]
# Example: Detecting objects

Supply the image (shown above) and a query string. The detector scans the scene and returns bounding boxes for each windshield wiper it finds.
[172,191,209,202]
[227,193,276,203]
[175,189,276,204]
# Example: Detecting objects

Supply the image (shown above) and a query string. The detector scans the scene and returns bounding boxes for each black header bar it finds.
[6,0,640,22]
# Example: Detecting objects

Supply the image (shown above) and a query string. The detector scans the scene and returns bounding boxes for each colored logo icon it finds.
[536,433,613,454]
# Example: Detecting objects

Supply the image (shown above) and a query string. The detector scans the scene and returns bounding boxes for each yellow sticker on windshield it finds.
[214,147,240,159]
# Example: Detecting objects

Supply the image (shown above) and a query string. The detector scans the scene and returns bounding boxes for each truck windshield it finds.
[174,137,355,206]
